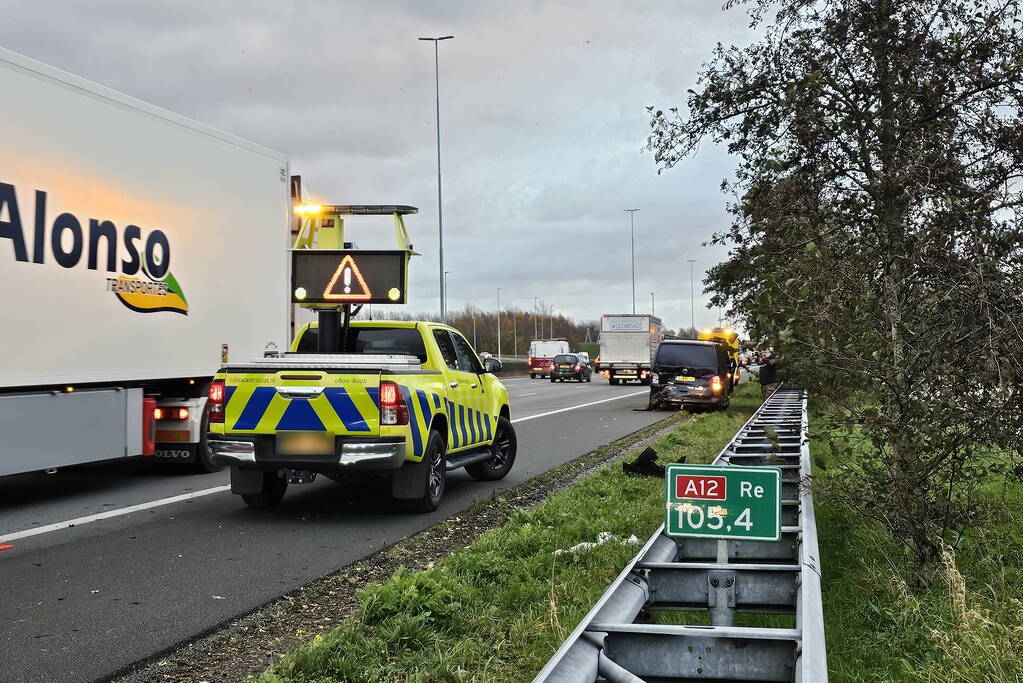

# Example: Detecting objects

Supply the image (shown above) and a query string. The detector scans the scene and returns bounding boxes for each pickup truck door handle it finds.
[449,381,459,388]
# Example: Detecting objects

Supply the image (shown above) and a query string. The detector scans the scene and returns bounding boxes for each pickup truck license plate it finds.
[676,375,696,382]
[277,432,335,456]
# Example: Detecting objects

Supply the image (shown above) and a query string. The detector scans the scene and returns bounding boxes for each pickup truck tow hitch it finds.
[286,469,317,485]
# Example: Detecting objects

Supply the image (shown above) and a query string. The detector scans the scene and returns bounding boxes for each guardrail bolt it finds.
[724,576,734,587]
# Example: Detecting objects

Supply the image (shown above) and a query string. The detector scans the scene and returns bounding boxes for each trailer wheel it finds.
[466,417,517,481]
[241,472,288,508]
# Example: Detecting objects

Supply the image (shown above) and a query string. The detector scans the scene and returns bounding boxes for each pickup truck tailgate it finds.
[223,370,380,436]
[218,354,422,437]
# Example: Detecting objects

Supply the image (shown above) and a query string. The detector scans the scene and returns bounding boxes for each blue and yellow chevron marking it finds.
[276,400,324,430]
[446,399,459,448]
[416,389,434,427]
[468,404,477,443]
[458,404,469,447]
[234,386,276,430]
[400,385,423,459]
[323,388,371,432]
[225,382,379,434]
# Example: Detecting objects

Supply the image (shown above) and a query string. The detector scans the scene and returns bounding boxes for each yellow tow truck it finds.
[206,204,516,512]
[697,326,741,384]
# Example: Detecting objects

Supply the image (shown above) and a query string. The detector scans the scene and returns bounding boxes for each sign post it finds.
[664,463,781,541]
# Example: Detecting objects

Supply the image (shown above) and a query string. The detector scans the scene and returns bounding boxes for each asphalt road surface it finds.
[0,376,667,683]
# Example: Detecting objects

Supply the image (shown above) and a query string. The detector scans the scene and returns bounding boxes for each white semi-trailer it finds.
[595,314,663,385]
[0,47,290,476]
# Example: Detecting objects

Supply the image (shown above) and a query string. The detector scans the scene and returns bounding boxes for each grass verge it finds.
[257,384,762,682]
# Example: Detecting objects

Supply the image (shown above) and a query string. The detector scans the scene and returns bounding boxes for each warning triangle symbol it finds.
[323,255,372,301]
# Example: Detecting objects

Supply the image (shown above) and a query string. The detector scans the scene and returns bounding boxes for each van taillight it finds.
[710,376,723,393]
[379,381,409,426]
[208,380,226,423]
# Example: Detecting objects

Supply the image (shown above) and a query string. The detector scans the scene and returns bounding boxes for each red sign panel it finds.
[674,474,726,500]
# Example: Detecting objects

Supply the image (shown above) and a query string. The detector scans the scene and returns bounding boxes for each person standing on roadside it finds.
[759,354,781,400]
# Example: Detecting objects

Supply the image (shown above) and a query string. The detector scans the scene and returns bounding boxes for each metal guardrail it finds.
[534,386,826,682]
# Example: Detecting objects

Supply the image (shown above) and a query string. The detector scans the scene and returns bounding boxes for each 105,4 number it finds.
[678,506,753,532]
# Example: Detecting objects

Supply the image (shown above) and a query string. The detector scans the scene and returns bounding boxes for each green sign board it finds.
[664,464,782,541]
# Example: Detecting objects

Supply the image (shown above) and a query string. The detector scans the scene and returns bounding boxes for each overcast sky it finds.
[0,0,759,331]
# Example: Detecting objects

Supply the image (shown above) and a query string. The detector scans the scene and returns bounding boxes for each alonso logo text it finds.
[0,182,188,314]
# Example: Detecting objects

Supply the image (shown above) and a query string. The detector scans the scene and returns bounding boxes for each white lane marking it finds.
[512,390,647,424]
[515,392,538,397]
[2,390,647,543]
[0,485,230,543]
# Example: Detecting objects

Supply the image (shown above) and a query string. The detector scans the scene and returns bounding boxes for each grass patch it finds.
[256,385,762,682]
[815,437,1023,681]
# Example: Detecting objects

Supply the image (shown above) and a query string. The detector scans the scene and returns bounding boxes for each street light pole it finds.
[497,287,502,360]
[651,292,655,316]
[625,209,640,314]
[419,35,454,323]
[550,306,556,338]
[536,296,544,339]
[444,270,451,321]
[687,258,696,337]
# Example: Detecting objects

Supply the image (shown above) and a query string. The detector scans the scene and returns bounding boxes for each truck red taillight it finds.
[208,380,226,423]
[379,381,409,426]
[154,407,190,421]
[574,364,581,371]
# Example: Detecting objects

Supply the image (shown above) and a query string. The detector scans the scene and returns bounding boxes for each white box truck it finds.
[595,314,663,385]
[0,47,290,476]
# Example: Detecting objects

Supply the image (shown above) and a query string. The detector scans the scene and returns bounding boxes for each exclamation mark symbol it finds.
[343,267,352,294]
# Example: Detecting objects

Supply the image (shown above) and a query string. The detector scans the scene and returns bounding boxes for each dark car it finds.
[550,353,592,383]
[648,340,735,410]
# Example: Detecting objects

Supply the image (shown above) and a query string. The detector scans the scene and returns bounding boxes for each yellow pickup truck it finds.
[206,320,515,512]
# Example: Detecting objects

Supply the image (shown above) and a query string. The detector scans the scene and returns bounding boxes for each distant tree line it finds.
[371,306,600,356]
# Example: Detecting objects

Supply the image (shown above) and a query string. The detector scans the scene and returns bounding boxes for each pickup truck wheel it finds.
[530,373,535,379]
[610,378,620,386]
[241,472,288,508]
[400,430,446,513]
[466,417,517,481]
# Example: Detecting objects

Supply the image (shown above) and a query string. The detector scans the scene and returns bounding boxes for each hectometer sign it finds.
[664,463,781,541]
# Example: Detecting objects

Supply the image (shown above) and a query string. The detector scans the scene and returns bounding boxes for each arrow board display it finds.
[291,250,408,304]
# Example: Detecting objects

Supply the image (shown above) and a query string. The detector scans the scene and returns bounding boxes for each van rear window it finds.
[655,344,716,368]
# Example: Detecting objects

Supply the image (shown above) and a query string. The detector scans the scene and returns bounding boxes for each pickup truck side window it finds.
[433,329,460,370]
[450,332,484,374]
